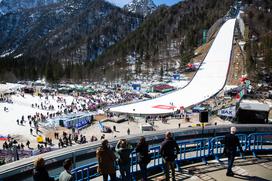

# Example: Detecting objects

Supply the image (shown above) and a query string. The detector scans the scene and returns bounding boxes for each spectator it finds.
[223,127,244,176]
[12,144,19,161]
[136,136,150,181]
[3,141,8,150]
[96,139,116,181]
[115,139,133,181]
[91,136,97,142]
[33,157,54,181]
[100,134,105,140]
[160,132,180,181]
[26,140,30,149]
[59,159,74,181]
[21,143,25,150]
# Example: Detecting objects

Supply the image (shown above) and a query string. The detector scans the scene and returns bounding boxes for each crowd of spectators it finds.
[0,84,149,165]
[0,94,13,103]
[33,131,180,181]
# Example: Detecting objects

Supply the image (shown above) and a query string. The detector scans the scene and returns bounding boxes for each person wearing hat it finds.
[96,139,117,181]
[223,127,244,176]
[59,159,74,181]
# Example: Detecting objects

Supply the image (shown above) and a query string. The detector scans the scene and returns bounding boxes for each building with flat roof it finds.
[236,100,270,124]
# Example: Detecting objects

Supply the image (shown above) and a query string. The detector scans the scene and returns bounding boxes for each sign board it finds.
[203,29,207,44]
[173,74,180,80]
[218,106,236,118]
[37,135,43,143]
[132,84,141,91]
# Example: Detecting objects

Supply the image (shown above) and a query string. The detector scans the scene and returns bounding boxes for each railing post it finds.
[253,134,257,157]
[201,138,207,164]
[72,152,76,169]
[179,143,183,171]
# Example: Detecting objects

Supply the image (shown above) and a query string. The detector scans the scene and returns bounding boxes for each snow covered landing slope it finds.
[109,18,236,115]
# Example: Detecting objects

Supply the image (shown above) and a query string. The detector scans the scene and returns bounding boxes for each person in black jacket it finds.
[33,157,54,181]
[223,127,244,176]
[135,136,149,181]
[160,132,180,181]
[115,139,133,181]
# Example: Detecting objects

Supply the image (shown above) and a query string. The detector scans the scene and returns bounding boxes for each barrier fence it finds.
[69,132,272,181]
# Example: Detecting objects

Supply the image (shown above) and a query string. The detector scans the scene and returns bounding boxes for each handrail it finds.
[72,162,98,181]
[247,132,272,157]
[67,132,272,181]
[1,125,272,181]
[209,134,247,160]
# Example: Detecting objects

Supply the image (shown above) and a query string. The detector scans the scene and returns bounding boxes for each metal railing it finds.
[209,134,247,160]
[247,133,272,157]
[68,132,272,181]
[72,162,98,181]
[1,125,272,181]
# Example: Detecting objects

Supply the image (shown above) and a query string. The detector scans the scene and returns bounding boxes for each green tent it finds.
[86,88,96,94]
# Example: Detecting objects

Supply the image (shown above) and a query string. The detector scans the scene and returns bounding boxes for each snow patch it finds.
[14,53,23,59]
[124,0,157,17]
[0,49,15,58]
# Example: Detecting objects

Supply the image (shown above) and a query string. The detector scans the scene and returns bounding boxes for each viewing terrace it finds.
[0,124,272,181]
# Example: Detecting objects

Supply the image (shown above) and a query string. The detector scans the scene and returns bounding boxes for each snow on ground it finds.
[13,53,23,59]
[0,93,74,137]
[109,18,236,115]
[0,49,15,58]
[169,80,189,89]
[0,88,231,149]
[0,18,237,147]
[0,83,24,93]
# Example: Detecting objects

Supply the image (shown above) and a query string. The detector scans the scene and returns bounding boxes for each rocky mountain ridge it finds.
[0,0,143,62]
[124,0,157,17]
[1,0,271,84]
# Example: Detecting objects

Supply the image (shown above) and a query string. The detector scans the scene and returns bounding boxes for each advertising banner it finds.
[218,106,236,117]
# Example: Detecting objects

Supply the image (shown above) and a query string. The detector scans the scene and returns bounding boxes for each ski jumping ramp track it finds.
[109,18,236,115]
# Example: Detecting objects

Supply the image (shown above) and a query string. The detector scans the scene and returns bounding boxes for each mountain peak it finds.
[124,0,157,17]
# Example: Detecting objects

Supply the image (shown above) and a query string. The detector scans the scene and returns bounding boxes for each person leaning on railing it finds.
[115,139,134,181]
[136,136,151,181]
[96,139,117,181]
[160,132,180,181]
[32,157,54,181]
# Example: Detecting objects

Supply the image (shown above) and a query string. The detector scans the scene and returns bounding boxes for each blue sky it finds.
[107,0,181,7]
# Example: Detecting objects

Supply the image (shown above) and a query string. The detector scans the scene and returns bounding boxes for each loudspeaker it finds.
[199,111,208,123]
[59,119,64,127]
